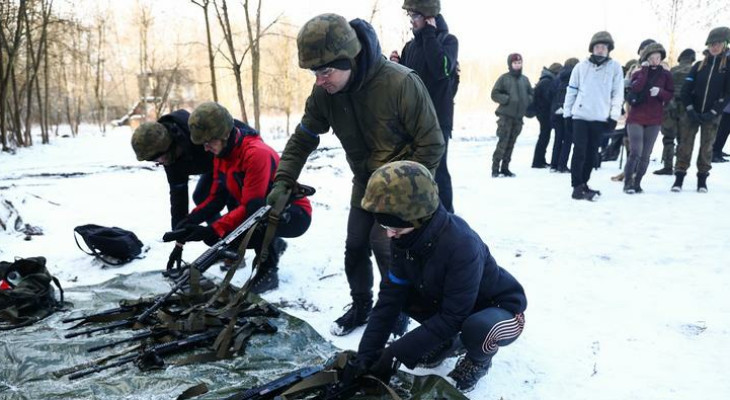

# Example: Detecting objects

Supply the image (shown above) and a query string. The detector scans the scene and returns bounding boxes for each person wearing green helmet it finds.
[166,102,313,294]
[340,160,526,393]
[267,14,444,337]
[673,26,730,193]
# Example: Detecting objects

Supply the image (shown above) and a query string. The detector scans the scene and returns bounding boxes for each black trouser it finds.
[434,129,453,213]
[550,116,573,169]
[713,112,730,156]
[571,119,606,187]
[233,198,311,253]
[345,206,391,300]
[532,115,552,166]
[194,173,237,225]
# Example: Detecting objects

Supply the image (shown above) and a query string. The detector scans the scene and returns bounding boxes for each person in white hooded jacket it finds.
[563,31,624,200]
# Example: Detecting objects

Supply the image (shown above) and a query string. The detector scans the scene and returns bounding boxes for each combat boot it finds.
[571,184,586,200]
[697,172,709,193]
[447,355,493,393]
[330,296,372,336]
[249,238,287,294]
[416,336,466,369]
[500,161,516,177]
[653,166,673,175]
[623,175,635,194]
[491,159,500,178]
[671,171,686,192]
[633,174,644,193]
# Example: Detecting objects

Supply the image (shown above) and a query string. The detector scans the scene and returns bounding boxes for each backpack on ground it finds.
[74,224,144,266]
[0,256,66,330]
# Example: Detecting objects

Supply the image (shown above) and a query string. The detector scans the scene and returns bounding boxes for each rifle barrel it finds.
[64,319,132,339]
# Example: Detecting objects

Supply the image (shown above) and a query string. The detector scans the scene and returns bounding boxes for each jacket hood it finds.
[348,18,384,92]
[539,67,555,80]
[158,109,191,135]
[558,65,574,82]
[435,14,449,33]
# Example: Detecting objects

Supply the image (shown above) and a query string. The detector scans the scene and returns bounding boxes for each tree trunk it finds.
[214,0,248,123]
[0,0,27,151]
[244,0,260,131]
[202,1,218,101]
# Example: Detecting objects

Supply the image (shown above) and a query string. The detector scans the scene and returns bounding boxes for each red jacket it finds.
[192,130,312,237]
[626,66,674,126]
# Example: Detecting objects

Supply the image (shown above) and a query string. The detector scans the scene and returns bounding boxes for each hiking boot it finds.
[391,313,409,338]
[416,336,466,369]
[653,166,674,175]
[697,172,709,193]
[330,297,373,336]
[249,238,288,294]
[500,161,516,177]
[671,171,686,192]
[447,355,493,393]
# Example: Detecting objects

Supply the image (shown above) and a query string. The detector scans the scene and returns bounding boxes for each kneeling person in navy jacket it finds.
[346,160,527,393]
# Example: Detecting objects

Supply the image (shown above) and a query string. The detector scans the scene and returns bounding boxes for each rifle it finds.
[223,366,324,400]
[64,206,271,338]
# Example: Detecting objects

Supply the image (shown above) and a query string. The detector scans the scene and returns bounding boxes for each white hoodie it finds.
[563,57,624,122]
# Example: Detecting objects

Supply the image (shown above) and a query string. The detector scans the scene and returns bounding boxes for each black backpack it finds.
[74,224,144,266]
[0,257,65,330]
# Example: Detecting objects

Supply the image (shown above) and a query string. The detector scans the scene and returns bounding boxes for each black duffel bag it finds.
[74,224,144,266]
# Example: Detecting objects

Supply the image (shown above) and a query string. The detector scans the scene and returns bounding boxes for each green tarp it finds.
[0,272,466,399]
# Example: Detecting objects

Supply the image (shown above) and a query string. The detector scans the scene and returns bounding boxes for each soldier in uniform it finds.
[673,26,730,192]
[265,14,444,336]
[390,0,459,212]
[168,102,312,293]
[490,53,533,177]
[654,48,696,175]
[343,161,527,393]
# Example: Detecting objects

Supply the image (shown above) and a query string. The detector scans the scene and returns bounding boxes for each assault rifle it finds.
[223,366,323,400]
[64,206,271,339]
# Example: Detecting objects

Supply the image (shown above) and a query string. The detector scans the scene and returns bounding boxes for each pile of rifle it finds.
[54,206,280,380]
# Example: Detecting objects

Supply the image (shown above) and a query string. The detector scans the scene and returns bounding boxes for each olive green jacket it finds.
[491,72,533,119]
[276,31,444,208]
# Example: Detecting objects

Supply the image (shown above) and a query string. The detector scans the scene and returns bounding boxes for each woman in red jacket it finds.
[175,102,312,293]
[623,43,674,193]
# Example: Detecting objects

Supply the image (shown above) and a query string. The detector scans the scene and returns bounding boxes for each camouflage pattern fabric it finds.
[640,42,666,62]
[589,31,614,52]
[361,160,439,224]
[676,117,720,174]
[401,0,440,17]
[189,102,234,145]
[131,122,172,161]
[493,116,523,164]
[297,13,361,69]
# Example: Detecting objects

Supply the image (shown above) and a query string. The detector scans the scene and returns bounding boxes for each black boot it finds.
[653,166,673,175]
[571,184,586,200]
[633,174,644,194]
[448,354,493,393]
[249,238,287,294]
[417,336,466,369]
[623,174,635,194]
[500,161,516,177]
[697,172,709,193]
[330,297,373,336]
[491,159,500,178]
[671,171,686,192]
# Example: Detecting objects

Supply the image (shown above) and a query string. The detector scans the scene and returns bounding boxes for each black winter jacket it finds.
[681,54,730,114]
[400,15,459,133]
[357,205,527,369]
[534,68,557,120]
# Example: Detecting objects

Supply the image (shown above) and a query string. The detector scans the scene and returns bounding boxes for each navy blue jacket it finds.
[400,15,459,133]
[357,205,527,368]
[534,68,557,120]
[159,110,214,229]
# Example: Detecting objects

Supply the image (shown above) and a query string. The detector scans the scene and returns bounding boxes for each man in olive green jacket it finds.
[490,53,533,177]
[266,14,444,337]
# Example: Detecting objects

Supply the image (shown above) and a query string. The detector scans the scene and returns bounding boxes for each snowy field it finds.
[1,120,729,400]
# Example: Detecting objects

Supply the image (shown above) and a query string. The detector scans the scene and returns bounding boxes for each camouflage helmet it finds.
[189,102,234,145]
[706,26,730,45]
[640,42,666,62]
[297,14,362,70]
[131,122,172,161]
[361,161,439,225]
[402,0,440,17]
[589,31,615,52]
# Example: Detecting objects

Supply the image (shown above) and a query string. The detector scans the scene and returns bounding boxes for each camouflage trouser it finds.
[675,115,720,174]
[492,116,523,166]
[660,106,684,169]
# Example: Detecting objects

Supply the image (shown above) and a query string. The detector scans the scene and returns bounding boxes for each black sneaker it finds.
[416,336,465,369]
[447,356,493,393]
[330,298,373,336]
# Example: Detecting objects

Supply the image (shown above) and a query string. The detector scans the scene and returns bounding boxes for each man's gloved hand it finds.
[180,225,219,246]
[700,110,718,122]
[686,106,701,124]
[266,180,292,206]
[340,356,369,387]
[606,118,618,132]
[166,244,184,271]
[368,347,399,383]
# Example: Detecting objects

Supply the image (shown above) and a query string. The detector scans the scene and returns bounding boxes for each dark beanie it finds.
[548,62,562,75]
[638,39,656,55]
[677,48,696,63]
[374,213,413,229]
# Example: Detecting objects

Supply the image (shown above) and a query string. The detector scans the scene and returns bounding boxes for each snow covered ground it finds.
[1,120,729,400]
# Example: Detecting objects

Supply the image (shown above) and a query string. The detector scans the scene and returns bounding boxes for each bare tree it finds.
[0,0,27,151]
[649,0,730,63]
[213,0,248,122]
[92,9,108,132]
[190,0,218,102]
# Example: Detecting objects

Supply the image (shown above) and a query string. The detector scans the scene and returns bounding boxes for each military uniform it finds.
[658,57,694,173]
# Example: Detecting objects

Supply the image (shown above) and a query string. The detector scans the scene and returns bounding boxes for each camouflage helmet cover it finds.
[131,122,172,161]
[189,102,234,145]
[297,13,362,69]
[361,161,439,224]
[706,26,730,45]
[402,0,441,17]
[640,42,666,62]
[589,31,615,52]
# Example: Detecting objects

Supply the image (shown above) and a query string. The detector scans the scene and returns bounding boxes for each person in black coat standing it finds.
[391,0,458,212]
[532,62,562,168]
[342,161,527,394]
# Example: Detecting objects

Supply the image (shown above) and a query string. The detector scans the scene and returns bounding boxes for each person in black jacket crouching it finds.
[343,160,527,393]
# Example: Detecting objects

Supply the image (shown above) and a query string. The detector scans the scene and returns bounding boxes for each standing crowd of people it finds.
[128,0,729,394]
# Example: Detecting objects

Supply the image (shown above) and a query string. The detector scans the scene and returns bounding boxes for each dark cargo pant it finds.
[659,104,685,169]
[675,115,721,174]
[492,116,523,171]
[345,206,391,301]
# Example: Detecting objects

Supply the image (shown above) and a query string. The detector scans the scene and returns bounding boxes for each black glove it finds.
[606,118,617,132]
[367,347,399,383]
[700,111,718,122]
[166,244,183,271]
[340,357,369,387]
[686,106,701,124]
[266,180,292,206]
[180,225,219,246]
